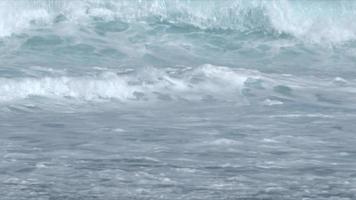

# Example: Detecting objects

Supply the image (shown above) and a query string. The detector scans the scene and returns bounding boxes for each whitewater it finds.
[1,0,356,199]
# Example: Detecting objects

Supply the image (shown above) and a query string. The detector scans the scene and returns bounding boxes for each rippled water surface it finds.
[1,0,356,199]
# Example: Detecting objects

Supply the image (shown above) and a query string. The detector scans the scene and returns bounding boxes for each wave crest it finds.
[0,65,252,102]
[1,64,354,110]
[1,0,356,43]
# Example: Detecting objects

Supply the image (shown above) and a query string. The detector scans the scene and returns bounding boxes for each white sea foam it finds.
[0,64,353,107]
[0,65,253,102]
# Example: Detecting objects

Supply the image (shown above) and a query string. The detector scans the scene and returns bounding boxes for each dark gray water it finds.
[1,0,356,199]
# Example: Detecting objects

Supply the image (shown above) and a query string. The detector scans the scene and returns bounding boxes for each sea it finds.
[0,0,356,199]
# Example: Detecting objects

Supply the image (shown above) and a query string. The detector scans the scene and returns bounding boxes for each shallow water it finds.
[1,0,356,199]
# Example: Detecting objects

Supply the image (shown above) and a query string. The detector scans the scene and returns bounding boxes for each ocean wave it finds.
[0,64,355,109]
[1,0,356,43]
[0,65,251,102]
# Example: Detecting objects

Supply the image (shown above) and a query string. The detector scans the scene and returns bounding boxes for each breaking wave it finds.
[0,65,251,102]
[0,64,355,111]
[1,0,356,43]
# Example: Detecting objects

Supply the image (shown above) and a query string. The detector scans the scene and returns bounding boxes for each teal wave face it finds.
[1,0,356,42]
[1,0,356,79]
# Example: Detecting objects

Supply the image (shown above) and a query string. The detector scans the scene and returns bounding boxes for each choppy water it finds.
[1,0,356,199]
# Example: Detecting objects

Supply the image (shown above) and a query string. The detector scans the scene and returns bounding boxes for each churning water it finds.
[1,0,356,199]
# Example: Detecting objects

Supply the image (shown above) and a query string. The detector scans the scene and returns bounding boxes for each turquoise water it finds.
[1,0,356,199]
